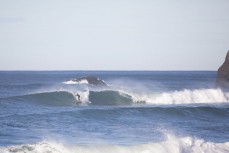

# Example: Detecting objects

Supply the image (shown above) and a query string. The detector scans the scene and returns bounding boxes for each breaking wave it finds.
[1,90,134,106]
[63,79,89,85]
[131,88,229,105]
[63,76,107,86]
[1,88,229,106]
[1,135,229,153]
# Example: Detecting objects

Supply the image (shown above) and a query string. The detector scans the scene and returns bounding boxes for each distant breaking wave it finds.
[1,134,229,153]
[64,79,89,85]
[63,76,107,86]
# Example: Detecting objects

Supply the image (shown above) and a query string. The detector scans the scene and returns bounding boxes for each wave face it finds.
[1,90,134,106]
[1,135,229,153]
[6,91,78,106]
[89,90,133,105]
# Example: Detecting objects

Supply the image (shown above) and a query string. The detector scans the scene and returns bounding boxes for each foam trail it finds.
[77,90,90,103]
[63,76,107,86]
[63,79,89,85]
[1,135,229,153]
[131,88,229,104]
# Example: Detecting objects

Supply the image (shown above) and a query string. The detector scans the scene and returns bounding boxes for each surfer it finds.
[76,93,81,102]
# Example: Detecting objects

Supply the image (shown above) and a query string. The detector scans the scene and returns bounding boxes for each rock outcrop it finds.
[216,50,229,88]
[68,76,107,86]
[78,76,107,86]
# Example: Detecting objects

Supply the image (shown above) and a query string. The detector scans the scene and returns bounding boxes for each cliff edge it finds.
[216,50,229,88]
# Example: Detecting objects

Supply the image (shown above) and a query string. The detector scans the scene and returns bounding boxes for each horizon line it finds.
[0,69,217,72]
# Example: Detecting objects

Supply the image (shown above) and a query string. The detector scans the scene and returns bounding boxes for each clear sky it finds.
[0,0,229,70]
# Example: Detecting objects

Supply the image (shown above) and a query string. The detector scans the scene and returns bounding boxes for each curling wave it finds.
[1,90,135,106]
[1,135,229,153]
[1,88,229,106]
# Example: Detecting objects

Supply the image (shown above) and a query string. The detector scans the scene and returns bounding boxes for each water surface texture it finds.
[0,71,228,153]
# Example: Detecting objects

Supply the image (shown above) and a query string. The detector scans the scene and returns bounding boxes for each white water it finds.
[130,88,229,105]
[76,90,90,103]
[1,135,229,153]
[76,88,229,105]
[63,79,89,85]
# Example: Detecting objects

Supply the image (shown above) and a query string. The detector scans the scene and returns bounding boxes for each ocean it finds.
[0,71,228,153]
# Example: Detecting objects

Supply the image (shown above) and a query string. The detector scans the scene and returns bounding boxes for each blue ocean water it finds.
[0,71,228,153]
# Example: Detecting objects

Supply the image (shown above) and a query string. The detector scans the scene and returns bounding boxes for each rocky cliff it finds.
[216,50,229,88]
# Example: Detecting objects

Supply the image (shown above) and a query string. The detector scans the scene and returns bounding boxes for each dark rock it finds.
[73,76,107,86]
[216,50,229,88]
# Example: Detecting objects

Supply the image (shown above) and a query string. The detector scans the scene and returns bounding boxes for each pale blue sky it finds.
[0,0,229,70]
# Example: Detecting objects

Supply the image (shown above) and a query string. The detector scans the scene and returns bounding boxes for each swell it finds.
[0,83,45,87]
[1,91,77,106]
[70,106,229,119]
[125,106,229,118]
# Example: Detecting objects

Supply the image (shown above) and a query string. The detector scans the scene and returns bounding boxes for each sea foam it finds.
[1,135,229,153]
[130,88,229,105]
[63,79,89,85]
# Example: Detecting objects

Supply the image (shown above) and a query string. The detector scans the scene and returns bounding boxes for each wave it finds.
[87,88,229,106]
[1,135,229,153]
[1,88,229,106]
[89,90,133,105]
[131,88,229,105]
[1,90,134,106]
[5,91,78,106]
